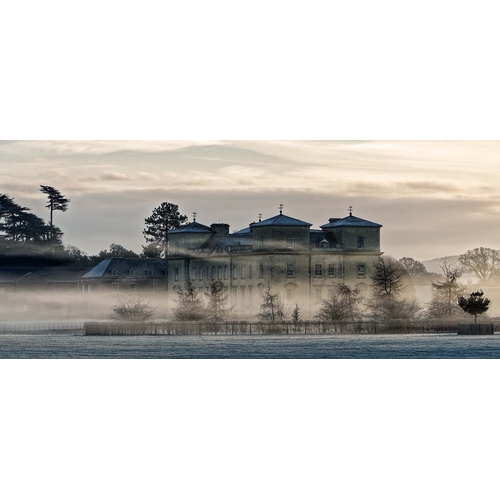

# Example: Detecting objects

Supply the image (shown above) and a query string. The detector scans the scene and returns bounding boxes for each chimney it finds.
[328,218,341,223]
[211,223,230,236]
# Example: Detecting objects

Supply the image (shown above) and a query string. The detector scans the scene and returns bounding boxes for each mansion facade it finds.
[166,209,383,319]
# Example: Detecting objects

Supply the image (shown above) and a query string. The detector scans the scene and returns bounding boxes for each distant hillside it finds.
[422,256,461,274]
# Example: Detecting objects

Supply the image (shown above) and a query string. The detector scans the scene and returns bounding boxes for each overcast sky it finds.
[1,140,499,261]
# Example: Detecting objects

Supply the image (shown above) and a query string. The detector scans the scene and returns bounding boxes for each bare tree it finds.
[316,284,362,322]
[204,277,231,322]
[371,256,406,300]
[458,247,500,281]
[427,258,467,318]
[399,257,427,276]
[257,284,285,322]
[111,295,156,322]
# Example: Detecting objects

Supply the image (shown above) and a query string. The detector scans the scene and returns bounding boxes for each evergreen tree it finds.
[173,278,206,321]
[458,290,490,324]
[39,185,70,239]
[143,202,188,257]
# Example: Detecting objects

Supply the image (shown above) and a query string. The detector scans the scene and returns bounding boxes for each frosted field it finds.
[1,330,500,358]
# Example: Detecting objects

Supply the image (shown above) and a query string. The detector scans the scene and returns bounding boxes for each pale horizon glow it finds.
[1,140,500,262]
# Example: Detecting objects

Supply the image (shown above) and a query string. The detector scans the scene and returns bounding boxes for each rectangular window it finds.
[259,264,264,278]
[112,283,119,292]
[286,236,294,248]
[315,264,323,277]
[129,270,135,276]
[287,263,294,277]
[358,264,366,278]
[358,236,365,249]
[224,266,228,280]
[286,288,294,301]
[111,270,118,276]
[315,288,322,302]
[147,270,153,276]
[199,267,203,281]
[218,266,222,279]
[241,265,245,279]
[260,237,264,249]
[249,286,253,306]
[338,264,343,277]
[249,265,253,279]
[130,283,137,292]
[211,266,215,279]
[240,286,246,303]
[232,287,237,305]
[149,283,155,292]
[191,268,196,281]
[174,268,179,282]
[328,264,335,277]
[233,265,237,279]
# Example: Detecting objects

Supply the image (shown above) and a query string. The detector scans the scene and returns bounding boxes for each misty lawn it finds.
[1,330,500,358]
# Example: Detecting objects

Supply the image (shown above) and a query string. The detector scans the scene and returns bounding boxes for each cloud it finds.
[100,172,130,181]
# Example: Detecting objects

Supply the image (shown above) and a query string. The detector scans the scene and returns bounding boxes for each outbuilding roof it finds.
[320,215,382,229]
[250,213,312,228]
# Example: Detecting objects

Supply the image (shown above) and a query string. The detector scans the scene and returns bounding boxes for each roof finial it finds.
[279,203,283,215]
[349,206,353,216]
[258,213,262,222]
[193,211,197,222]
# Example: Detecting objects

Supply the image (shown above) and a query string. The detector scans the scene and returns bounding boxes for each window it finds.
[286,236,294,248]
[211,266,215,279]
[130,283,137,292]
[111,270,118,276]
[358,264,366,278]
[358,236,365,249]
[129,270,135,276]
[315,288,322,302]
[315,264,323,277]
[232,287,237,305]
[249,265,253,279]
[241,265,245,279]
[240,286,246,303]
[338,264,343,277]
[147,270,153,276]
[286,287,294,302]
[191,268,196,281]
[112,283,119,292]
[224,266,228,280]
[233,265,237,279]
[218,266,222,279]
[328,264,335,277]
[259,264,264,278]
[199,267,203,281]
[287,263,294,277]
[149,283,155,292]
[260,236,264,249]
[174,268,179,282]
[248,286,253,306]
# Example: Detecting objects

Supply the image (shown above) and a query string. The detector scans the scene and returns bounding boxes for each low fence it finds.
[0,322,84,333]
[84,319,500,336]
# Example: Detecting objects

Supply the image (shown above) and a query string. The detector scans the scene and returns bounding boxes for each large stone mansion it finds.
[165,207,383,318]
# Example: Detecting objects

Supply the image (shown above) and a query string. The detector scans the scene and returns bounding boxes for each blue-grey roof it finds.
[169,221,213,234]
[233,227,251,235]
[82,258,167,279]
[320,215,382,229]
[250,213,312,228]
[82,259,112,278]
